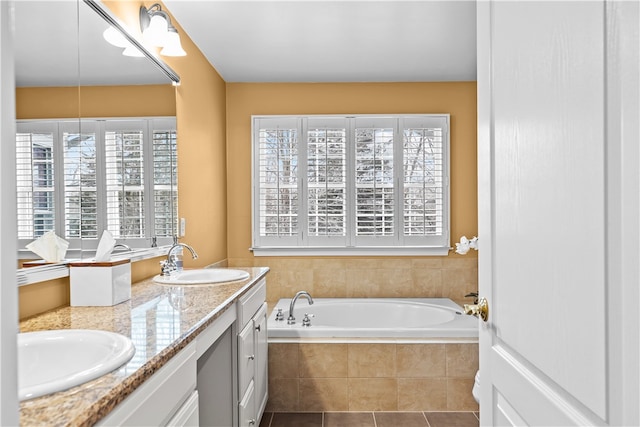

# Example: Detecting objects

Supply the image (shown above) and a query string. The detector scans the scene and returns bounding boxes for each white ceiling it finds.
[163,0,477,83]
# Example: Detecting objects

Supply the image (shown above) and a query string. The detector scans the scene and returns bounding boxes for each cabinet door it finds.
[254,304,268,417]
[239,380,257,427]
[197,327,235,427]
[238,320,256,398]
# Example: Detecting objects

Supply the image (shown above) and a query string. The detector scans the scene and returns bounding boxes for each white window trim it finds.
[251,114,450,256]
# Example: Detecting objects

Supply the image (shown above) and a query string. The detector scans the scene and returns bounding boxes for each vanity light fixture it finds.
[140,4,186,57]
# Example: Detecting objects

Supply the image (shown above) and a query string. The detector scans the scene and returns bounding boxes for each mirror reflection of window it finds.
[16,118,177,253]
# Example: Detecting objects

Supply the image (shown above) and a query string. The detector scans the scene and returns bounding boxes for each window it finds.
[17,118,177,253]
[252,115,450,255]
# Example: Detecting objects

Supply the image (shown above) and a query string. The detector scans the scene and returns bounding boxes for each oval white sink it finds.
[153,268,250,285]
[18,329,135,401]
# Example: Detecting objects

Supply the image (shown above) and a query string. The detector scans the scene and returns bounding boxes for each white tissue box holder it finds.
[69,259,131,306]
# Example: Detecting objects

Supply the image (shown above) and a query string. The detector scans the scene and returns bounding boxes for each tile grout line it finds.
[422,411,432,427]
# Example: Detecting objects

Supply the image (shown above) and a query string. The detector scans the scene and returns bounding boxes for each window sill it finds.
[251,246,451,257]
[17,246,171,287]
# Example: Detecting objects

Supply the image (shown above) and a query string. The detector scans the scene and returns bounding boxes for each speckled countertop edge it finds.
[19,266,269,427]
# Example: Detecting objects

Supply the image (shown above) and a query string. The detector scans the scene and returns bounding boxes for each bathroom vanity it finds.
[18,267,269,427]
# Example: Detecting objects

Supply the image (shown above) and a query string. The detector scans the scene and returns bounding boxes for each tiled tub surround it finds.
[267,342,479,413]
[228,257,478,309]
[18,266,269,427]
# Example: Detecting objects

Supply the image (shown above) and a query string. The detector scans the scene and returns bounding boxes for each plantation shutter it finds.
[151,119,178,239]
[352,117,397,246]
[401,116,449,247]
[305,117,349,246]
[104,121,146,239]
[61,120,98,240]
[254,117,300,247]
[16,122,57,240]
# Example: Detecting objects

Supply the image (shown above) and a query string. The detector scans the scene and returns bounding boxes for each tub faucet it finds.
[160,243,198,276]
[287,291,314,325]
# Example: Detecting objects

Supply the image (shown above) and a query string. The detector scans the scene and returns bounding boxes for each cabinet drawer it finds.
[239,380,257,427]
[166,390,199,427]
[238,278,266,327]
[238,320,256,396]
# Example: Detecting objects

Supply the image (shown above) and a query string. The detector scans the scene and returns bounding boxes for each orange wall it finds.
[104,0,228,268]
[16,84,175,119]
[225,82,478,260]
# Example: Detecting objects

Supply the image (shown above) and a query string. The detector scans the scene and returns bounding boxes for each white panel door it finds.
[477,1,639,426]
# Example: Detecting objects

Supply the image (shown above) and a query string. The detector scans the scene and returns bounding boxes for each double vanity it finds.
[19,266,269,427]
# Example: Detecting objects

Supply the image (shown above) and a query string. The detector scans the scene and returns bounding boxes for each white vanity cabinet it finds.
[96,341,198,427]
[236,279,268,426]
[95,276,268,427]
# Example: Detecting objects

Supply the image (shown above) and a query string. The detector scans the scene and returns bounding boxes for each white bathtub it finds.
[268,298,478,343]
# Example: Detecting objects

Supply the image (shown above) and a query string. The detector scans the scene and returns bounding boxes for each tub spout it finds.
[287,291,314,325]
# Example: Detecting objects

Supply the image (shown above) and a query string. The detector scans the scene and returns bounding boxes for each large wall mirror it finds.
[14,0,179,271]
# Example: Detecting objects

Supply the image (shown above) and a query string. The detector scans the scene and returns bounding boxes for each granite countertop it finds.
[19,266,269,427]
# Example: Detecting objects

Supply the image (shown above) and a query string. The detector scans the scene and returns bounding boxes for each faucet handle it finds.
[302,313,314,327]
[287,312,296,325]
[275,308,285,321]
[465,292,479,305]
[160,260,175,276]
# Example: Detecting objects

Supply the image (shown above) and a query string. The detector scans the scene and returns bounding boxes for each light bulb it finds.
[143,14,168,47]
[103,27,129,48]
[160,28,186,57]
[122,45,145,57]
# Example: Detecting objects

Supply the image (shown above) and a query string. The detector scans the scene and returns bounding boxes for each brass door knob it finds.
[463,297,489,322]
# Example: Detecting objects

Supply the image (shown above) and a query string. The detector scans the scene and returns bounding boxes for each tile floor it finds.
[259,411,479,427]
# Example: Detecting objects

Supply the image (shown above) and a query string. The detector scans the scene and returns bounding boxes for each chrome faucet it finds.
[287,291,314,324]
[160,243,198,276]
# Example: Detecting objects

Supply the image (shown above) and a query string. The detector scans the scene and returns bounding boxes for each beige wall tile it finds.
[345,259,388,269]
[313,258,347,269]
[397,378,447,411]
[442,267,478,306]
[397,344,446,378]
[348,378,398,411]
[348,344,396,378]
[411,258,444,269]
[412,268,443,298]
[269,343,299,379]
[446,378,479,411]
[266,378,299,412]
[442,256,478,270]
[346,269,385,297]
[379,269,414,297]
[381,259,414,270]
[279,269,314,297]
[313,269,347,298]
[299,378,349,411]
[446,344,479,378]
[265,274,282,304]
[299,344,348,378]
